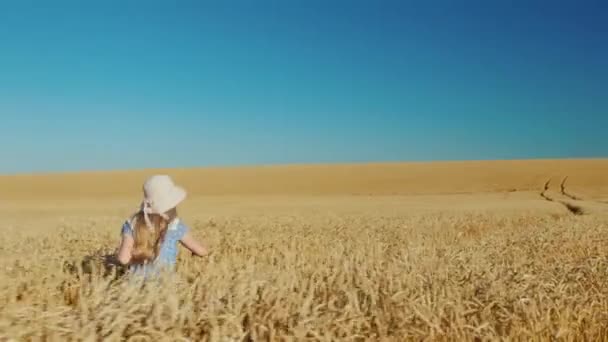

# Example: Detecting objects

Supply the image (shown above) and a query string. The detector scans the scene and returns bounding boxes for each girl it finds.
[116,175,208,277]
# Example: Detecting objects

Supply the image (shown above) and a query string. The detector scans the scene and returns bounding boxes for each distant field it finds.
[1,158,607,199]
[1,159,607,340]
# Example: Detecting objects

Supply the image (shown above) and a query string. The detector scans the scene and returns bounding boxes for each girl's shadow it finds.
[63,249,127,282]
[60,249,128,306]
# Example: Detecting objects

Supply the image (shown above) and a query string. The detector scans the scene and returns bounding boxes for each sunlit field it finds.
[1,159,607,340]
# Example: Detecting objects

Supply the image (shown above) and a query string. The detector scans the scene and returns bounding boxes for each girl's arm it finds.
[116,234,134,265]
[180,232,209,257]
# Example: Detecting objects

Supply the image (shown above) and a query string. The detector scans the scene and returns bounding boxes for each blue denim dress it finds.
[121,217,189,279]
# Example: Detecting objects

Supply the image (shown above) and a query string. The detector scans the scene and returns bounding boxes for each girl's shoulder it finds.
[120,215,189,238]
[121,219,134,236]
[121,215,138,236]
[167,217,189,239]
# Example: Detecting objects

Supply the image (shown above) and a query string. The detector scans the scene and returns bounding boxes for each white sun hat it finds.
[139,175,187,228]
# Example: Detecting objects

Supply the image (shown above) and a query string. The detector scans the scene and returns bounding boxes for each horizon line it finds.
[2,156,606,177]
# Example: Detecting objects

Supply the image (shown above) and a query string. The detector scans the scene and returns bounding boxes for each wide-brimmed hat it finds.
[137,175,186,230]
[142,175,186,214]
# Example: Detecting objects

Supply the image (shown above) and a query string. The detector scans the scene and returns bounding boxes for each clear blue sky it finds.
[1,0,606,173]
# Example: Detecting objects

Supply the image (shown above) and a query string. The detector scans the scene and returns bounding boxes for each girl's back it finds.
[121,216,189,276]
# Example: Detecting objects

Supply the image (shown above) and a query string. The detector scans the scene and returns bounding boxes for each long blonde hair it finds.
[130,207,178,265]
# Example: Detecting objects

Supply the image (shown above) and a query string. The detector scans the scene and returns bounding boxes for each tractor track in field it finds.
[540,178,585,215]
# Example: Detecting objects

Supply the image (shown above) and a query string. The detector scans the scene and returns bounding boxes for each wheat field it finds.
[1,159,608,341]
